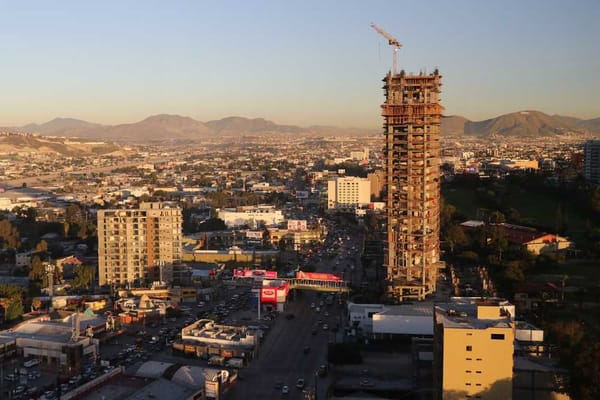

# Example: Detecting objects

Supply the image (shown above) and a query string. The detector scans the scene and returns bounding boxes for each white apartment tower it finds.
[97,202,182,286]
[327,176,371,210]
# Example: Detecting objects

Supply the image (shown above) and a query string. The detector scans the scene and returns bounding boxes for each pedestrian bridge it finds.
[283,278,350,293]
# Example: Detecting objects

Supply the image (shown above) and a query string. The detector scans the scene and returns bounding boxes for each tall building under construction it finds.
[382,69,444,301]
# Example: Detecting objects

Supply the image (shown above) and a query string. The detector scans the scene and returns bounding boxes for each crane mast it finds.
[371,22,403,75]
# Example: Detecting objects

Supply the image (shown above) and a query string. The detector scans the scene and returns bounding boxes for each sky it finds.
[0,0,599,128]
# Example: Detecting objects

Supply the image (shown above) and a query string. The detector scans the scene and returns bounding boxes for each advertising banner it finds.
[260,287,277,304]
[287,219,307,232]
[296,271,342,281]
[246,230,264,240]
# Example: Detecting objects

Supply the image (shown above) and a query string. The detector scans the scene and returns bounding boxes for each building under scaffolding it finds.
[382,69,444,302]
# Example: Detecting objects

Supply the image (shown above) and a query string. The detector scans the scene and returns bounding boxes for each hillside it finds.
[205,116,302,134]
[102,114,213,142]
[555,115,600,133]
[464,110,579,137]
[0,134,122,156]
[441,115,469,135]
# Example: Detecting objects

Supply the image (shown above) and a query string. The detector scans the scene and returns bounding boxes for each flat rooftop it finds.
[435,301,513,330]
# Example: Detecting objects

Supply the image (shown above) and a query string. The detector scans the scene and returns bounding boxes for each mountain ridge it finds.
[3,111,599,142]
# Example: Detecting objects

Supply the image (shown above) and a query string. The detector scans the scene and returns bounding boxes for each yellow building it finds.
[433,298,515,400]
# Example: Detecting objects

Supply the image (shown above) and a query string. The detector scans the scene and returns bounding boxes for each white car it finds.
[322,324,329,330]
[282,385,289,394]
[296,378,305,389]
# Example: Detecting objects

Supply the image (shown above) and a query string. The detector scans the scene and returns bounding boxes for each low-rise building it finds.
[174,319,259,362]
[433,298,515,400]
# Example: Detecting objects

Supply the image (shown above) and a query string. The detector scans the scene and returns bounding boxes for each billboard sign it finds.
[260,287,277,304]
[296,271,342,281]
[246,230,264,240]
[287,219,307,232]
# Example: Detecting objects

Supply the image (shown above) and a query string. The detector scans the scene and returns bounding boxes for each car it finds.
[322,324,329,330]
[310,302,315,309]
[303,346,311,354]
[360,379,374,387]
[311,328,318,335]
[296,378,305,389]
[282,385,289,394]
[275,380,283,390]
[317,364,327,377]
[324,311,329,317]
[285,313,295,320]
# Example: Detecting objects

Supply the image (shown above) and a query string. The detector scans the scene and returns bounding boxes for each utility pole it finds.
[45,262,55,312]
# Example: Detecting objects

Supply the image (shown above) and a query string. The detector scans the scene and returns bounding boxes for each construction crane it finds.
[371,22,402,75]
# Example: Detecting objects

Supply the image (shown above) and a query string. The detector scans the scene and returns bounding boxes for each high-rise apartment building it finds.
[382,69,444,301]
[433,299,515,400]
[327,176,371,211]
[584,139,600,185]
[97,202,182,286]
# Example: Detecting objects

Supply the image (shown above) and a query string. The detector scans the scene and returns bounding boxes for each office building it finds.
[381,70,444,301]
[433,298,515,400]
[98,202,182,286]
[584,139,600,185]
[327,176,371,211]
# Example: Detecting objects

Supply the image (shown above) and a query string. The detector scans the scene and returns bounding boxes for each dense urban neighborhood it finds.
[0,122,598,400]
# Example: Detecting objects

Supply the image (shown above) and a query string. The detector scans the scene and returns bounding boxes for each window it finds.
[491,334,505,340]
[465,383,471,386]
[465,370,472,373]
[476,371,482,374]
[466,358,472,361]
[466,345,472,352]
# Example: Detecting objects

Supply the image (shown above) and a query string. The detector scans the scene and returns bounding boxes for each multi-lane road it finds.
[227,289,337,400]
[227,224,364,400]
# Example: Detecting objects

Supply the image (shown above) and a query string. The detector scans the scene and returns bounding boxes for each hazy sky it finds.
[1,0,599,128]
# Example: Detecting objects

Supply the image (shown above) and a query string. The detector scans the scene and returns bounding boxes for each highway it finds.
[227,289,338,400]
[227,222,363,400]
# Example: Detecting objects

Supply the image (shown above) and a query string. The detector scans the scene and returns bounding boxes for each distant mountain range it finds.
[2,110,599,143]
[442,110,600,137]
[1,115,376,143]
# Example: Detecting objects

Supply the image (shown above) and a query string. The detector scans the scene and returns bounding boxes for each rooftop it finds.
[435,298,514,330]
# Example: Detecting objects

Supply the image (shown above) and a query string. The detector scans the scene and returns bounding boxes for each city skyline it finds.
[1,0,599,129]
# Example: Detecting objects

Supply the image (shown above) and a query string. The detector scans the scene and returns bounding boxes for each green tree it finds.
[6,299,23,321]
[489,226,508,262]
[28,255,45,281]
[72,265,96,289]
[503,260,525,283]
[0,219,20,249]
[444,225,468,254]
[0,283,24,321]
[489,210,506,224]
[571,340,600,400]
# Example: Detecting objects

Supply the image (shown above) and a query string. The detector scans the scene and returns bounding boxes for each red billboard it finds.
[260,287,277,304]
[296,271,342,281]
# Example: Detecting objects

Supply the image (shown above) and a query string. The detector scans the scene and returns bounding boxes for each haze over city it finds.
[1,0,599,128]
